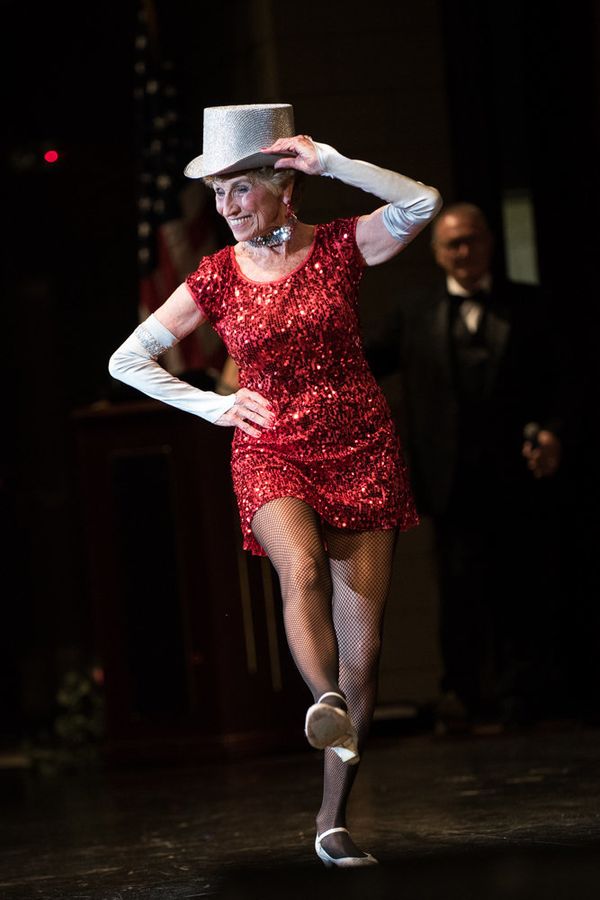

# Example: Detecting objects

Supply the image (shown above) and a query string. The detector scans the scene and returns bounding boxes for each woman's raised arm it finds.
[263,135,442,266]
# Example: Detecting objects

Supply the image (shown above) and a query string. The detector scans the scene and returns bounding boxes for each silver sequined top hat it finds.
[184,103,296,179]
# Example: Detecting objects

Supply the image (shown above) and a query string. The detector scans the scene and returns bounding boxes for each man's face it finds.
[432,212,493,290]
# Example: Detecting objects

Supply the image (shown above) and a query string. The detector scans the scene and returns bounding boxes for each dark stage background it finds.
[2,0,599,761]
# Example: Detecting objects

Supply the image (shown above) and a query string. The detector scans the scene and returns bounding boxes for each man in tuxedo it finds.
[370,203,565,730]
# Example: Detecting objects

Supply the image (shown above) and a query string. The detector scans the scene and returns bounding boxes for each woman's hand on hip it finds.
[262,135,323,175]
[214,388,275,437]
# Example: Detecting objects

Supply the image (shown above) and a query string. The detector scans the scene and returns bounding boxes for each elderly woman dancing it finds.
[109,103,441,867]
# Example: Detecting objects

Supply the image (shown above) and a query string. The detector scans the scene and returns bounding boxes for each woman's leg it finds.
[251,497,342,703]
[317,526,397,858]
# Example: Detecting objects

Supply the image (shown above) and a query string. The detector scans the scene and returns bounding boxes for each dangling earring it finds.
[285,199,297,227]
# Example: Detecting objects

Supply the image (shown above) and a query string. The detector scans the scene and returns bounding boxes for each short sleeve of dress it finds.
[317,217,367,311]
[185,257,211,317]
[321,216,367,276]
[185,247,230,325]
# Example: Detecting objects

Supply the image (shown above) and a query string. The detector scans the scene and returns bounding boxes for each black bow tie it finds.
[449,290,487,305]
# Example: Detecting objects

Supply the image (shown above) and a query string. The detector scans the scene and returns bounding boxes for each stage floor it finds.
[3,722,600,899]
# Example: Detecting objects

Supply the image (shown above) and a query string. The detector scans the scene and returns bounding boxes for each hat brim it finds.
[184,150,297,179]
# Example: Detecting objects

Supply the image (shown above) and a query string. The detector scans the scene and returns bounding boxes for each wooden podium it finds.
[72,399,308,764]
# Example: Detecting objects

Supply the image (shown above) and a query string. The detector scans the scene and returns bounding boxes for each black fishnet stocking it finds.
[252,498,397,861]
[251,498,339,703]
[317,524,396,858]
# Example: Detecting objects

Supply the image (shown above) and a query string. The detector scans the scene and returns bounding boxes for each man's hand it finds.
[522,430,561,478]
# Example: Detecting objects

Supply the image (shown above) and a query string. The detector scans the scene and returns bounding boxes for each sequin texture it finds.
[186,216,418,556]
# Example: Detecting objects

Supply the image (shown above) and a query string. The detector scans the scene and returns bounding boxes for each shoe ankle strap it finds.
[318,691,346,705]
[317,826,349,841]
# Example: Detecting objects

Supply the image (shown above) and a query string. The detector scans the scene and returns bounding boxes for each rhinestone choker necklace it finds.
[247,215,297,248]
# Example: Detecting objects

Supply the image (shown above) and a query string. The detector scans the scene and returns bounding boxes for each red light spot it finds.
[44,150,59,163]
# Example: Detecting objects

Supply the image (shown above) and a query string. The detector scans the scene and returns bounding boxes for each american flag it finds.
[134,0,225,378]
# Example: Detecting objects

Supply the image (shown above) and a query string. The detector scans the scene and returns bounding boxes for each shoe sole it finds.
[305,704,352,750]
[315,842,378,867]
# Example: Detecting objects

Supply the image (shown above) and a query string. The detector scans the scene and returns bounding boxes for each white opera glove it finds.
[108,314,235,423]
[314,141,442,244]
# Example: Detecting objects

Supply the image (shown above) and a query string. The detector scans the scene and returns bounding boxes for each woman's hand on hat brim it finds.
[261,135,323,175]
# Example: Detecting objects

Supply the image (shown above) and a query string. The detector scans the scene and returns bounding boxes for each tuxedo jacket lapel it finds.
[483,304,511,397]
[427,290,453,381]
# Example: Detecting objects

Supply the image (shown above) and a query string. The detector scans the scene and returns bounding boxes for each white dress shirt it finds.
[447,274,492,334]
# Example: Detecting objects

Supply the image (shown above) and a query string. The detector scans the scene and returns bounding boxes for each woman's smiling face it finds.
[213,174,287,241]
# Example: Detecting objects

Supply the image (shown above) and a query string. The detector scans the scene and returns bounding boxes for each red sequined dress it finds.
[186,216,418,556]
